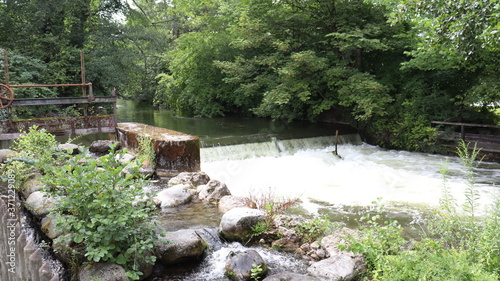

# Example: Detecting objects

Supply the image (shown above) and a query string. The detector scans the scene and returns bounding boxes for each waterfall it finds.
[201,134,362,162]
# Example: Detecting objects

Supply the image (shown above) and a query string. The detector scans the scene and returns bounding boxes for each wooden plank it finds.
[11,96,116,106]
[431,121,500,129]
[0,127,115,140]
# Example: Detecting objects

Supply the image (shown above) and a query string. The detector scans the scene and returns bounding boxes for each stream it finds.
[2,99,499,280]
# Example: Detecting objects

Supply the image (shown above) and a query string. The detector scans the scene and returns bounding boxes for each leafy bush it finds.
[294,216,336,244]
[0,126,60,188]
[43,147,158,280]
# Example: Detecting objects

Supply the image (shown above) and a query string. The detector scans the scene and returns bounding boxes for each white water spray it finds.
[201,136,500,215]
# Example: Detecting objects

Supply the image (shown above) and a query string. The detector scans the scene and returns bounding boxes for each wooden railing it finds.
[431,121,500,153]
[0,91,117,140]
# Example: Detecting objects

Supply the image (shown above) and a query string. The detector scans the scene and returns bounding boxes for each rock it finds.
[263,272,321,281]
[198,179,231,202]
[156,229,208,265]
[52,234,86,265]
[218,196,254,213]
[219,207,267,241]
[271,237,300,252]
[24,191,58,217]
[168,172,210,187]
[78,263,127,281]
[122,160,155,178]
[116,153,136,164]
[0,149,15,163]
[155,184,194,208]
[321,230,359,257]
[135,251,155,281]
[225,250,267,281]
[307,254,365,281]
[57,143,80,155]
[41,215,63,239]
[310,241,321,250]
[21,178,44,199]
[89,140,120,154]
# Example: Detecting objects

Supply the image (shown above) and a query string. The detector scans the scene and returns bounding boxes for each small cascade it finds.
[168,242,310,281]
[201,134,361,162]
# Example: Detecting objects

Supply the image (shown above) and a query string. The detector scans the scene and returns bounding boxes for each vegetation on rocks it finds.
[1,127,159,280]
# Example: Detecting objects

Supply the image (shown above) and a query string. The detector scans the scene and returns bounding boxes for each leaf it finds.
[73,235,84,244]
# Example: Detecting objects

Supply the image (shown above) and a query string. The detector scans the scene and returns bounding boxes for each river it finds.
[114,100,500,214]
[2,99,500,280]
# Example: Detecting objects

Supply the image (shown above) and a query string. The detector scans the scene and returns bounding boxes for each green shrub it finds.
[294,216,337,244]
[0,125,61,188]
[43,148,158,280]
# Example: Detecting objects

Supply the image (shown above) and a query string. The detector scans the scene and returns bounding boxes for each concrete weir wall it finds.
[116,122,200,178]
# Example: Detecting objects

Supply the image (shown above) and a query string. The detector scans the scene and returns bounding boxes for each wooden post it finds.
[461,125,466,142]
[4,49,10,86]
[80,50,86,97]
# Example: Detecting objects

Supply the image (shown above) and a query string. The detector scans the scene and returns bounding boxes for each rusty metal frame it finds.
[1,50,118,139]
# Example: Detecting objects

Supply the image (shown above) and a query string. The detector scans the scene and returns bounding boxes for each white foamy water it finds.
[201,136,500,214]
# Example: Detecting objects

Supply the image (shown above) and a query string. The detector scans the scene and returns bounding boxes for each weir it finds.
[201,134,362,162]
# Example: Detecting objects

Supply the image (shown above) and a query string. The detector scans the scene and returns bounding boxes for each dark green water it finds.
[0,99,355,148]
[115,99,356,147]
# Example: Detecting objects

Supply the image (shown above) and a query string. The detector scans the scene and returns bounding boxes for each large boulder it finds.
[24,191,58,217]
[41,215,63,239]
[263,272,321,281]
[198,179,231,202]
[57,143,80,155]
[21,178,44,199]
[155,184,194,208]
[219,208,267,241]
[168,172,210,187]
[89,140,120,154]
[225,250,267,281]
[78,263,127,281]
[306,254,365,281]
[156,229,208,265]
[0,149,15,163]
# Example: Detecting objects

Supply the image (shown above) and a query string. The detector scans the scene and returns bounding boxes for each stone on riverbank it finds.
[57,143,80,155]
[218,196,255,212]
[21,178,44,199]
[156,229,209,265]
[78,263,127,281]
[0,149,15,163]
[263,272,321,281]
[168,171,210,187]
[307,254,365,281]
[89,140,120,154]
[225,249,267,281]
[219,207,267,241]
[24,191,58,217]
[41,215,63,239]
[198,179,231,202]
[155,184,194,208]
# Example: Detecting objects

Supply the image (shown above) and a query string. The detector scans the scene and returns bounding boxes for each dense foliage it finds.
[1,0,499,151]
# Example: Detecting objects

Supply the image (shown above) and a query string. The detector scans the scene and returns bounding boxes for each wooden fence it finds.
[0,199,59,281]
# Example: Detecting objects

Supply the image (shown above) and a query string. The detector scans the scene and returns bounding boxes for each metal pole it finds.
[335,130,339,155]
